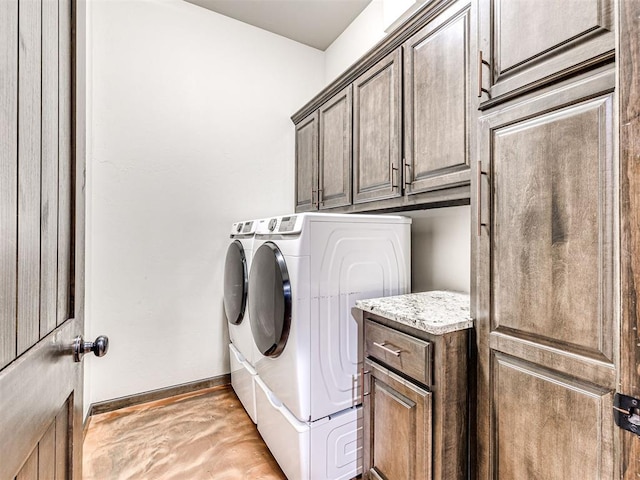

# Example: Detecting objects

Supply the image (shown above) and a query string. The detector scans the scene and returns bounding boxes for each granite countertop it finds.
[355,291,472,335]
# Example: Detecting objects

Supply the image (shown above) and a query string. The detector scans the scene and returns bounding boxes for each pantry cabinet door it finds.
[475,68,617,480]
[0,0,86,478]
[477,0,614,104]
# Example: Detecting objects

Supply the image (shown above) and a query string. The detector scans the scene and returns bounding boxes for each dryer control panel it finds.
[255,215,302,235]
[278,216,297,233]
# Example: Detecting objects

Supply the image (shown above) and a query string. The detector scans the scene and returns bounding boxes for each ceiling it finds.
[183,0,373,51]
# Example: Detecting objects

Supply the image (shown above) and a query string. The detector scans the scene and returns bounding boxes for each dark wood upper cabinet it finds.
[403,0,472,196]
[478,0,614,106]
[294,111,319,212]
[294,87,352,212]
[292,0,475,213]
[318,86,352,209]
[353,48,402,204]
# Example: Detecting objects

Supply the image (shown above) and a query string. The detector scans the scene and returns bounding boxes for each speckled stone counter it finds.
[355,290,472,335]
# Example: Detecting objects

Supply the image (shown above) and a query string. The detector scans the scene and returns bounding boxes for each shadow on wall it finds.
[406,206,470,294]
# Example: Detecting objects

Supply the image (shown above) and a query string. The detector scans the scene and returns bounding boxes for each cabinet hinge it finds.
[614,393,640,436]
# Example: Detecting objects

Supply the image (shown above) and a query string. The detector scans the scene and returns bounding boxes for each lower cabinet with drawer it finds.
[354,298,471,480]
[364,358,433,480]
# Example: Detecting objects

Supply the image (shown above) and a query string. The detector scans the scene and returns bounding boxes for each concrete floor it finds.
[83,385,286,479]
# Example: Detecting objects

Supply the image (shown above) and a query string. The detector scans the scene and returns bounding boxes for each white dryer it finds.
[224,219,260,423]
[248,213,411,480]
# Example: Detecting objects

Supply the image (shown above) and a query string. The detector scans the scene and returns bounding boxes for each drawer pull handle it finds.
[373,341,402,356]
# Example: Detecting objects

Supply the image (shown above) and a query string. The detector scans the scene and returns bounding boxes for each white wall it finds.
[85,0,324,411]
[407,207,471,294]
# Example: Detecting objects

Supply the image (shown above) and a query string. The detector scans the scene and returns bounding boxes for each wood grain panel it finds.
[0,0,18,369]
[489,332,616,390]
[295,111,318,212]
[620,0,640,477]
[475,68,617,480]
[492,95,614,360]
[41,0,60,338]
[16,447,38,480]
[492,353,614,479]
[364,359,431,480]
[373,381,414,479]
[319,85,352,209]
[0,318,81,480]
[478,0,614,105]
[365,319,431,386]
[17,0,43,355]
[54,399,69,480]
[404,1,470,194]
[57,0,72,326]
[353,48,402,204]
[497,0,604,73]
[38,421,56,480]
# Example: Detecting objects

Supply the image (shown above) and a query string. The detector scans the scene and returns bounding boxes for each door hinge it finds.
[614,393,640,436]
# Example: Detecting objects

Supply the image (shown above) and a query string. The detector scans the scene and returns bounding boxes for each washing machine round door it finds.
[248,242,291,357]
[223,240,248,325]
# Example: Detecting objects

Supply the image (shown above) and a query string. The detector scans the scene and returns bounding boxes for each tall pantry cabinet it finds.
[472,0,635,478]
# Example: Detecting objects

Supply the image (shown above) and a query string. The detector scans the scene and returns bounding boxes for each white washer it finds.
[224,219,260,423]
[248,213,411,480]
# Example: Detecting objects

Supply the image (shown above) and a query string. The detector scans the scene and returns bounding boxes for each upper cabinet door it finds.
[295,111,319,212]
[478,0,614,105]
[403,0,472,196]
[318,86,352,210]
[353,48,402,204]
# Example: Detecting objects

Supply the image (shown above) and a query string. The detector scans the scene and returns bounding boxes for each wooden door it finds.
[353,48,402,204]
[477,0,614,104]
[295,111,319,212]
[318,85,352,209]
[364,359,432,480]
[0,0,85,478]
[475,68,616,479]
[403,0,472,196]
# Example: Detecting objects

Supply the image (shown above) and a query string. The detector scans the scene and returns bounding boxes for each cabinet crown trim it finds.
[290,0,459,124]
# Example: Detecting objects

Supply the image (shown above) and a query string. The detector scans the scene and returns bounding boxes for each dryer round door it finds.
[223,240,248,325]
[248,242,291,357]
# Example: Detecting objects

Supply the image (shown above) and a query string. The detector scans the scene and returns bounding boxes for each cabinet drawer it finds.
[364,319,432,386]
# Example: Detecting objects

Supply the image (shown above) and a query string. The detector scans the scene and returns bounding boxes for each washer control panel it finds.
[230,220,258,237]
[242,221,254,233]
